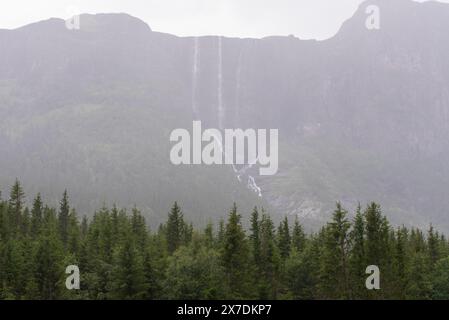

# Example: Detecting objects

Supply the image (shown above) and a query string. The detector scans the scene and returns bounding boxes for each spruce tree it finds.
[164,245,228,299]
[217,218,225,248]
[112,239,147,299]
[8,179,25,236]
[142,248,158,299]
[292,217,306,253]
[406,252,432,299]
[427,225,440,269]
[222,203,250,298]
[21,207,30,237]
[277,217,291,259]
[259,213,280,299]
[0,199,7,242]
[249,207,260,265]
[431,257,449,299]
[365,202,385,266]
[58,190,70,247]
[349,204,365,298]
[204,221,214,247]
[166,202,184,254]
[284,242,318,300]
[182,222,194,245]
[67,209,81,256]
[31,193,43,238]
[34,235,64,299]
[0,239,26,298]
[131,207,148,251]
[364,203,392,298]
[319,203,351,299]
[392,227,408,299]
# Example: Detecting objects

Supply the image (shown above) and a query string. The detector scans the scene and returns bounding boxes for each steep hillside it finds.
[1,0,449,231]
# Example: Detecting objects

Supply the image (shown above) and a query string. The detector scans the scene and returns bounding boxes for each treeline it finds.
[1,180,449,300]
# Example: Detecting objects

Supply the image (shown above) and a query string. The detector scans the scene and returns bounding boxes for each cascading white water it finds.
[247,176,262,198]
[234,42,262,197]
[217,36,224,129]
[192,37,200,118]
[214,137,263,198]
[234,49,243,126]
[234,40,256,126]
[214,37,263,198]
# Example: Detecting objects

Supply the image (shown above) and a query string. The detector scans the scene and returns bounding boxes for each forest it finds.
[0,180,448,300]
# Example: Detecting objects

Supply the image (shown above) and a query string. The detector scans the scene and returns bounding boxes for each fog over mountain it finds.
[1,0,449,231]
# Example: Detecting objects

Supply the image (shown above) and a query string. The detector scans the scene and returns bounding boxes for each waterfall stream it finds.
[218,36,224,130]
[213,37,263,198]
[192,37,200,118]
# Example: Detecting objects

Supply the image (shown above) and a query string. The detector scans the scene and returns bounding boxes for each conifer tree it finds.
[204,221,214,247]
[112,239,147,299]
[217,218,225,248]
[349,204,365,298]
[249,207,260,265]
[222,203,250,298]
[284,241,318,299]
[409,228,426,253]
[34,235,64,299]
[427,225,440,269]
[8,179,25,236]
[0,199,7,242]
[131,207,148,251]
[392,227,408,299]
[431,257,449,299]
[142,248,158,299]
[58,190,70,246]
[259,214,280,299]
[0,239,26,298]
[319,203,351,298]
[68,209,81,256]
[365,202,385,266]
[31,193,43,238]
[406,252,432,299]
[277,217,291,259]
[164,245,228,299]
[110,205,119,240]
[166,202,184,254]
[292,217,306,253]
[80,215,88,240]
[182,222,194,245]
[21,207,30,237]
[43,206,60,236]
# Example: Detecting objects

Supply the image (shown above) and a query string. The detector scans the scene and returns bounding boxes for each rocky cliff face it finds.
[1,0,449,230]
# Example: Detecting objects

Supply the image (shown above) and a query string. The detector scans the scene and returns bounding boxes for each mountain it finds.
[1,0,449,231]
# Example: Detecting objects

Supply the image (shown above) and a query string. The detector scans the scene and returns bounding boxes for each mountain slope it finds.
[1,0,449,231]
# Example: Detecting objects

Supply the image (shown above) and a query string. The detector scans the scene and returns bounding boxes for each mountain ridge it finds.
[1,0,449,231]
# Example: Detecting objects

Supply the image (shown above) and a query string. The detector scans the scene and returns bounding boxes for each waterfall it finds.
[234,48,243,126]
[232,161,263,198]
[234,40,255,126]
[211,132,263,198]
[192,37,200,118]
[235,41,262,197]
[248,176,262,198]
[215,37,262,198]
[218,36,224,129]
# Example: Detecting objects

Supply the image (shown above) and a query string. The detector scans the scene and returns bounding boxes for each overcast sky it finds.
[0,0,447,39]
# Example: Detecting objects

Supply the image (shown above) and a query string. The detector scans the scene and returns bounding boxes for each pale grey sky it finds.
[0,0,446,39]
